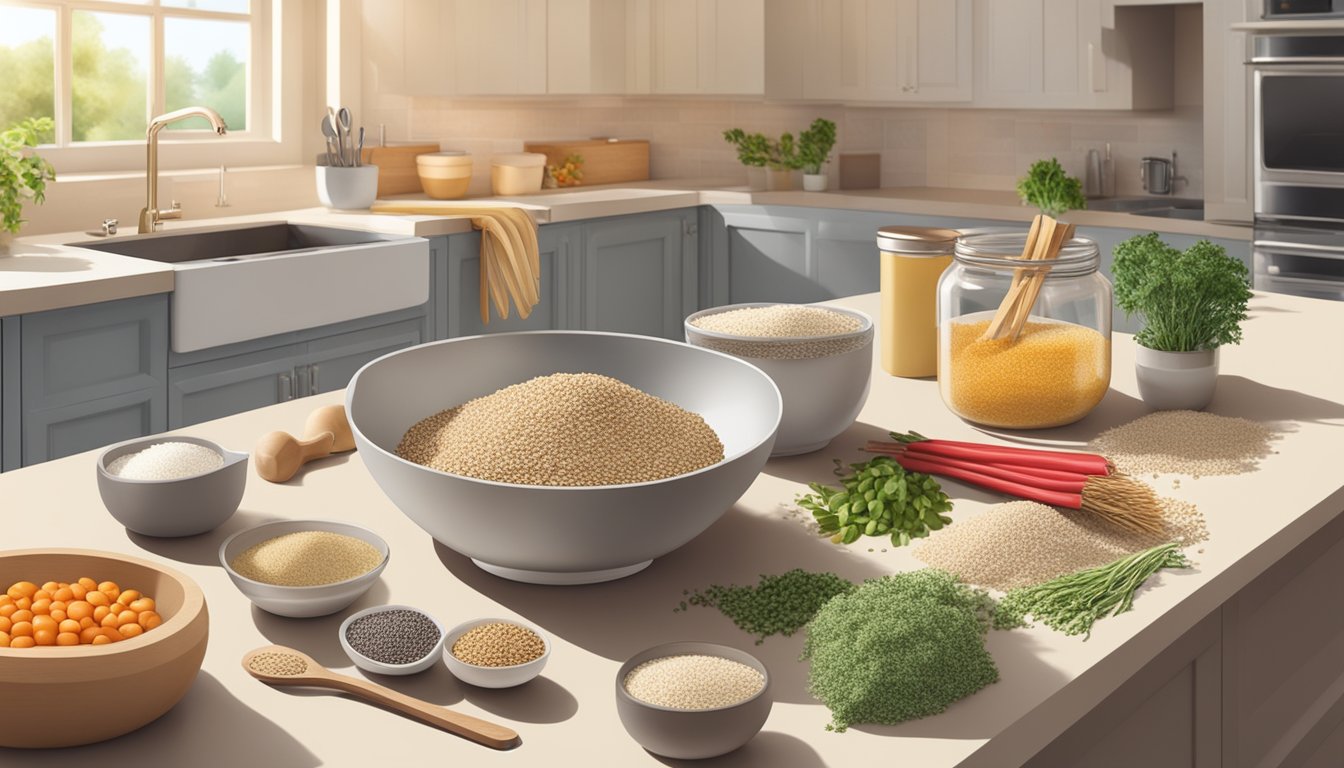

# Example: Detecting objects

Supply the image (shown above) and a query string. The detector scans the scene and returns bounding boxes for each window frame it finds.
[1,0,303,174]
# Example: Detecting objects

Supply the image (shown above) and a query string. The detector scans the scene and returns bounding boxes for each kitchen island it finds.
[0,289,1340,767]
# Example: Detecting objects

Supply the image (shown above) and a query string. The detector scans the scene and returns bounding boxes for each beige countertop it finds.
[0,289,1340,766]
[2,183,1251,318]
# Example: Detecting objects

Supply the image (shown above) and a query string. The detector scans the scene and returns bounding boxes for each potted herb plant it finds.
[1017,158,1086,218]
[1,117,56,252]
[798,118,837,192]
[723,128,800,191]
[1112,233,1253,411]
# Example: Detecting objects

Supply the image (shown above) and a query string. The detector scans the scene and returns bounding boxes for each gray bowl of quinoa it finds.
[346,330,781,585]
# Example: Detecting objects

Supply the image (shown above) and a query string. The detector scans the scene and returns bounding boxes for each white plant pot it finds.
[1134,345,1219,411]
[803,173,827,192]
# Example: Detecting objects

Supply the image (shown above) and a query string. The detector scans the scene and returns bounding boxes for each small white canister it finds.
[490,153,547,196]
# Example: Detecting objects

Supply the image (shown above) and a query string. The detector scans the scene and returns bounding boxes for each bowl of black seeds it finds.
[339,604,445,676]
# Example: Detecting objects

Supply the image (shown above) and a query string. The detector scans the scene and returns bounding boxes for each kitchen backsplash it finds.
[366,95,1203,199]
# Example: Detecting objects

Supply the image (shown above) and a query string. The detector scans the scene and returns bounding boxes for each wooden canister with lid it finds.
[876,226,959,378]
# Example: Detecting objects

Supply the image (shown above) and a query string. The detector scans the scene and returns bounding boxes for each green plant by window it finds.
[0,117,56,235]
[723,128,800,171]
[797,118,837,175]
[1016,158,1086,218]
[1112,233,1253,352]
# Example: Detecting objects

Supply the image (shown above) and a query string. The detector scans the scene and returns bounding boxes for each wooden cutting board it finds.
[358,143,441,196]
[522,139,650,186]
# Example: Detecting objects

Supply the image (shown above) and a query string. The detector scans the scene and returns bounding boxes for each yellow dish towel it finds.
[371,203,540,324]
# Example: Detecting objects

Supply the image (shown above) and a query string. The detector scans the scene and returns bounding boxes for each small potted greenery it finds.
[1017,157,1086,218]
[722,128,799,191]
[797,118,837,192]
[1,117,56,252]
[1112,233,1253,411]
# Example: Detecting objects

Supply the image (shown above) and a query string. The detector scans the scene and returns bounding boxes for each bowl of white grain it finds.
[97,435,249,537]
[685,303,873,456]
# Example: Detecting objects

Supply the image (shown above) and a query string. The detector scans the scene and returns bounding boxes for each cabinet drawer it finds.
[305,317,425,396]
[168,343,307,429]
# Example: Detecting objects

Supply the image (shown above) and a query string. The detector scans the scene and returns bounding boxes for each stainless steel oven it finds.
[1264,0,1344,19]
[1252,33,1344,300]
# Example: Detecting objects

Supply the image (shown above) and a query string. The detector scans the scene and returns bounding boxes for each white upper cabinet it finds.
[643,0,764,95]
[771,0,972,103]
[973,0,1174,110]
[547,0,629,94]
[453,0,548,95]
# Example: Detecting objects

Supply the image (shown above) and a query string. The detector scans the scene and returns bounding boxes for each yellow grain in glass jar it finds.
[938,232,1112,429]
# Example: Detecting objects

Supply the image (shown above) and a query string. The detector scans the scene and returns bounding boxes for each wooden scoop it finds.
[253,431,335,483]
[303,404,356,453]
[242,645,520,750]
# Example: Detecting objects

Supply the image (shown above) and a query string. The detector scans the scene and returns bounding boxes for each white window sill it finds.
[53,164,306,184]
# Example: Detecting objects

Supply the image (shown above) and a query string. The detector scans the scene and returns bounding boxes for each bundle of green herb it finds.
[797,456,953,547]
[678,569,856,644]
[1,117,56,235]
[1016,157,1086,218]
[1112,233,1252,352]
[998,541,1190,638]
[804,570,1006,731]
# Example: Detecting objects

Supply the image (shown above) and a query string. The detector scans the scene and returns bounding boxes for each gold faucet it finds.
[138,106,228,233]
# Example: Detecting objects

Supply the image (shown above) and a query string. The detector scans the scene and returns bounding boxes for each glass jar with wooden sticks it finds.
[937,217,1112,429]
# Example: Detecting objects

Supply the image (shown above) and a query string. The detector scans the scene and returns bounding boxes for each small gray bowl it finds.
[219,519,389,618]
[616,641,772,760]
[97,435,248,537]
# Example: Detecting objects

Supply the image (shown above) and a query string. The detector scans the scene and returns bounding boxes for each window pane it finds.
[164,17,248,131]
[71,11,150,142]
[162,0,250,13]
[0,5,56,141]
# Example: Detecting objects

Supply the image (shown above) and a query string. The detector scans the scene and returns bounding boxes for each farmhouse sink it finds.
[74,222,429,353]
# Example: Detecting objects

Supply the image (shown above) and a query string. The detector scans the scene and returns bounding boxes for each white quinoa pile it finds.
[396,372,724,486]
[230,531,383,586]
[623,654,765,710]
[247,651,310,676]
[1090,411,1277,477]
[913,498,1207,591]
[688,305,869,361]
[107,442,223,480]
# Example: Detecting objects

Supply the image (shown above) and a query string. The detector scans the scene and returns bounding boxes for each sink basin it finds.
[73,222,428,353]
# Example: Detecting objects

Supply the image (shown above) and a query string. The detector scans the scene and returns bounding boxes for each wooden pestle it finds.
[254,405,357,483]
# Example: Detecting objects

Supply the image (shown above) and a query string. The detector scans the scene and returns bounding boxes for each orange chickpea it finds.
[0,595,11,608]
[14,597,30,611]
[49,609,67,623]
[99,613,120,629]
[79,627,101,644]
[0,616,9,633]
[33,628,56,646]
[77,577,96,590]
[39,581,60,594]
[49,600,66,613]
[11,609,33,624]
[67,601,93,621]
[90,635,111,646]
[128,598,155,614]
[56,632,79,646]
[101,627,124,642]
[69,583,88,600]
[10,636,35,648]
[0,631,9,647]
[85,591,110,608]
[7,581,37,601]
[52,587,73,603]
[79,617,95,630]
[30,599,51,615]
[118,623,143,639]
[32,589,52,603]
[10,621,33,638]
[0,604,13,619]
[58,619,80,634]
[92,606,110,623]
[138,612,162,630]
[31,615,57,633]
[98,582,120,601]
[117,590,141,606]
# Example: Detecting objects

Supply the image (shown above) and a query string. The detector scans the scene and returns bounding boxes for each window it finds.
[0,0,293,172]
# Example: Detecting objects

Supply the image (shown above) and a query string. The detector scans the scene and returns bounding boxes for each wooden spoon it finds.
[304,404,356,453]
[242,645,520,750]
[253,430,335,483]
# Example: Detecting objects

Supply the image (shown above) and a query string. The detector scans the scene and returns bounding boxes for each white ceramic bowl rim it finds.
[340,603,446,668]
[218,520,391,592]
[346,329,783,492]
[445,617,552,670]
[96,435,246,485]
[616,641,771,714]
[685,303,874,344]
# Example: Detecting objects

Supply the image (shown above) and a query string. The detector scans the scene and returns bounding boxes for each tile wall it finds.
[365,94,1204,199]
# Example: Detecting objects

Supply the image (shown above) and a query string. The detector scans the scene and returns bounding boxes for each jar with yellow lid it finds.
[937,231,1112,429]
[877,226,959,378]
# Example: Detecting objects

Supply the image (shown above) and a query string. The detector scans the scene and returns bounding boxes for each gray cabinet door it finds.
[19,295,168,465]
[304,316,425,396]
[168,342,306,429]
[446,225,574,338]
[578,211,697,339]
[717,210,824,305]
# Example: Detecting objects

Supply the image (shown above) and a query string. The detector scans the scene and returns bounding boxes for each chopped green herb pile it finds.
[803,570,1006,731]
[797,456,953,547]
[679,569,856,644]
[998,541,1190,638]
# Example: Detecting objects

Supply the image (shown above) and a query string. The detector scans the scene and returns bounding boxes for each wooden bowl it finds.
[0,549,209,748]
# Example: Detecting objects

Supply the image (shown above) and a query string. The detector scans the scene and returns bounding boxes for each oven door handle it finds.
[1251,60,1344,70]
[1254,240,1344,257]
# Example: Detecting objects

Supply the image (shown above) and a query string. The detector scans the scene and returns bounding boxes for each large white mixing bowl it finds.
[346,331,781,584]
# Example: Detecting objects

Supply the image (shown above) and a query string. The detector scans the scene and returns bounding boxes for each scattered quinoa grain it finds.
[1090,411,1277,476]
[230,531,382,586]
[396,373,723,486]
[107,442,223,480]
[623,655,764,710]
[247,652,309,676]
